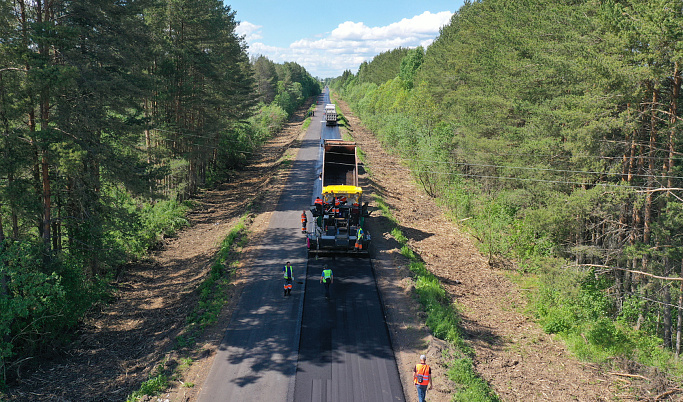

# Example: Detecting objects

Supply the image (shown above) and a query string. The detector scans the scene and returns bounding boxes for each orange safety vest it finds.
[314,198,323,205]
[414,363,430,386]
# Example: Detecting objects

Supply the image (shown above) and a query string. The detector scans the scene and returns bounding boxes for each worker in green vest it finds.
[283,261,293,296]
[320,265,333,298]
[355,226,364,251]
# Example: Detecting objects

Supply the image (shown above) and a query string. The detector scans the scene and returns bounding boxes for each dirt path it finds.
[334,97,622,402]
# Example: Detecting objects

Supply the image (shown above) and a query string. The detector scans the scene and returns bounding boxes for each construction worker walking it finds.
[355,226,364,251]
[413,354,432,402]
[283,261,293,296]
[320,265,333,298]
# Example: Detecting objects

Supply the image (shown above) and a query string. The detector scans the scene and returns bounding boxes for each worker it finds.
[283,261,293,296]
[320,264,333,298]
[333,197,340,217]
[301,210,307,233]
[314,196,323,215]
[355,226,364,251]
[413,354,432,402]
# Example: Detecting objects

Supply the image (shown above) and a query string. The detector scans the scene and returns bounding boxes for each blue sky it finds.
[225,1,465,78]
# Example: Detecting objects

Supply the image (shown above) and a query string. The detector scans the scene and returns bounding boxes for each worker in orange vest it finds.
[301,211,307,233]
[413,354,432,402]
[333,197,340,217]
[314,196,323,215]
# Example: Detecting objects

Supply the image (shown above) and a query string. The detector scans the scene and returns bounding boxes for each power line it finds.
[323,159,677,190]
[323,150,683,181]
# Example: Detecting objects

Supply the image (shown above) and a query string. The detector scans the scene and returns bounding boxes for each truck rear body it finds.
[325,103,337,126]
[307,140,370,255]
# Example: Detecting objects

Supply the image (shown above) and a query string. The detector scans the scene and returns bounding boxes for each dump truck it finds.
[324,103,337,126]
[307,139,370,255]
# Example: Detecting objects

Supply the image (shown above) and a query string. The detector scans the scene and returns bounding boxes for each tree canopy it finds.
[332,0,683,372]
[0,0,319,382]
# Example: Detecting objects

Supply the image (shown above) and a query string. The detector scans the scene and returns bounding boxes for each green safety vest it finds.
[357,227,364,240]
[284,266,293,279]
[322,269,332,283]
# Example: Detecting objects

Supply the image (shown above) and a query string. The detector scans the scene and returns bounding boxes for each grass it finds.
[126,213,251,402]
[374,193,499,401]
[126,363,168,402]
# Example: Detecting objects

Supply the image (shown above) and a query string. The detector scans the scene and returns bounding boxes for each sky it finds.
[225,1,465,79]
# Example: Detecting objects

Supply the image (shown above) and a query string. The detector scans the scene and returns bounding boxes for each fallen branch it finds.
[569,264,683,282]
[608,372,651,381]
[0,67,28,74]
[655,388,683,401]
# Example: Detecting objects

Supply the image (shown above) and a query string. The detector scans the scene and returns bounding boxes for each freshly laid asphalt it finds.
[296,257,404,402]
[197,89,404,401]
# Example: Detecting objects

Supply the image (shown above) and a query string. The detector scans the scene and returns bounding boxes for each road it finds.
[295,257,404,401]
[197,89,404,401]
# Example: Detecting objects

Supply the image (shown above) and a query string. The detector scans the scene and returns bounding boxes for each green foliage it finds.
[532,265,683,378]
[177,214,248,349]
[375,192,495,399]
[355,48,410,86]
[0,0,318,390]
[448,358,501,402]
[266,61,321,117]
[126,364,169,402]
[0,241,104,384]
[391,227,407,244]
[399,46,424,89]
[139,199,191,251]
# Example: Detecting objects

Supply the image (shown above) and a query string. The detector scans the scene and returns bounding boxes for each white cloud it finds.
[236,21,263,42]
[241,10,453,78]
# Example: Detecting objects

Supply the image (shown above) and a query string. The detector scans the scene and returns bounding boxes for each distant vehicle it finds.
[324,103,337,126]
[307,140,370,255]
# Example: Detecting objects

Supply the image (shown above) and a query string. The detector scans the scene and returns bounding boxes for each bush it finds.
[0,241,89,384]
[140,199,191,249]
[250,103,288,138]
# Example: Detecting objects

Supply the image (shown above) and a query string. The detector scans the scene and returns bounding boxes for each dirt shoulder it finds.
[334,96,622,402]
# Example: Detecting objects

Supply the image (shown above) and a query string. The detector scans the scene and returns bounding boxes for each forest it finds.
[332,0,683,380]
[0,0,319,384]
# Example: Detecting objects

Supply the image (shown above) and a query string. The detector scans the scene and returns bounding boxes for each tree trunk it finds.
[664,284,672,349]
[0,206,5,243]
[667,62,680,192]
[676,260,683,356]
[643,88,657,246]
[41,149,51,254]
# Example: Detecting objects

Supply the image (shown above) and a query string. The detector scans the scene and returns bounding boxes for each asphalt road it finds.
[198,89,404,401]
[295,257,404,402]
